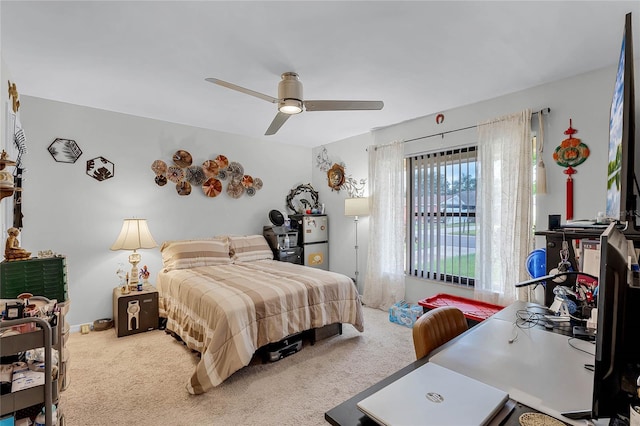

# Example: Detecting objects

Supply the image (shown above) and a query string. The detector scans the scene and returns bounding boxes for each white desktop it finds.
[428,301,605,426]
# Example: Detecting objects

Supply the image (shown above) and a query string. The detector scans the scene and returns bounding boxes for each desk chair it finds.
[412,306,468,360]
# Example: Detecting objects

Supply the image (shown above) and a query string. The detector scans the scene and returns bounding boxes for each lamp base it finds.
[128,251,141,291]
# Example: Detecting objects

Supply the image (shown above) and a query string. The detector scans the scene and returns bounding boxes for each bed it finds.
[156,235,364,394]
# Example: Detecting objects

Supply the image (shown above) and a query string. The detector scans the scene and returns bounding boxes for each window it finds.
[407,146,477,286]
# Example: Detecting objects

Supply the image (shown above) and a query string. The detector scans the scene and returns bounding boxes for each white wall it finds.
[7,63,634,327]
[323,64,631,305]
[15,96,311,328]
[311,133,371,292]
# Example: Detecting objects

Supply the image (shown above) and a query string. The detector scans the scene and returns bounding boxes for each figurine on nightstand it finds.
[139,265,150,290]
[116,263,129,294]
[4,227,31,261]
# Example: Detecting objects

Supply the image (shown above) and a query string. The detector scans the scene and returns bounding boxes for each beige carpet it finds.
[62,306,415,425]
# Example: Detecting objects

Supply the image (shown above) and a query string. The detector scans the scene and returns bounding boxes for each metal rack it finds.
[0,316,55,426]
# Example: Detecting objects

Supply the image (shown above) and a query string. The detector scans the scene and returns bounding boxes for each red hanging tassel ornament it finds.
[564,166,576,220]
[553,119,590,221]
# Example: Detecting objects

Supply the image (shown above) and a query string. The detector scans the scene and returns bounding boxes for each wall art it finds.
[86,156,115,181]
[151,150,263,198]
[315,146,366,197]
[553,119,590,221]
[286,183,319,213]
[327,163,345,191]
[48,138,82,163]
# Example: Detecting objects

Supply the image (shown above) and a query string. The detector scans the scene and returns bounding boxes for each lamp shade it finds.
[344,197,370,217]
[110,219,157,251]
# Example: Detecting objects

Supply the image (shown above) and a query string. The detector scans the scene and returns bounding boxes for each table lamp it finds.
[344,197,370,287]
[110,218,157,291]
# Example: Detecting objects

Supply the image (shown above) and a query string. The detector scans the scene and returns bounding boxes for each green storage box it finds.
[0,257,68,302]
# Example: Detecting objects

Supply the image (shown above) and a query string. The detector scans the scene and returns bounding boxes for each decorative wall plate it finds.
[176,181,192,196]
[185,166,206,185]
[48,138,82,163]
[241,175,254,187]
[228,161,244,178]
[151,160,167,175]
[227,179,244,199]
[167,166,185,183]
[202,160,220,177]
[173,150,193,167]
[86,156,114,181]
[202,177,223,197]
[327,163,345,191]
[215,155,229,169]
[155,175,168,186]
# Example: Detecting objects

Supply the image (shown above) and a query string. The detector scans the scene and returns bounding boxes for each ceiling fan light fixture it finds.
[279,99,303,114]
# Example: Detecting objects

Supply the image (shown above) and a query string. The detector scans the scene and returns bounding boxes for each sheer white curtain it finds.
[475,110,534,305]
[363,141,405,310]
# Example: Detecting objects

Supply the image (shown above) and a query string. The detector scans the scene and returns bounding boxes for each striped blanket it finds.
[157,260,364,394]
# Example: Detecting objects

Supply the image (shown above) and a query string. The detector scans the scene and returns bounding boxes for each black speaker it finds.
[548,214,561,230]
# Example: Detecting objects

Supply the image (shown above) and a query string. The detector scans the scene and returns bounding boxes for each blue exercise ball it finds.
[526,248,547,279]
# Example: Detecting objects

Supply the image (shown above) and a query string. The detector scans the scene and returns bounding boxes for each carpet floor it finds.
[62,306,415,425]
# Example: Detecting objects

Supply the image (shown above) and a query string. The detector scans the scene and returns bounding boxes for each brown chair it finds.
[412,305,469,360]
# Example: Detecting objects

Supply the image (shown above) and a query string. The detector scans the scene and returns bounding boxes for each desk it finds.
[325,301,600,426]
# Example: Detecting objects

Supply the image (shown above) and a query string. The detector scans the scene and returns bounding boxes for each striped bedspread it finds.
[157,260,364,394]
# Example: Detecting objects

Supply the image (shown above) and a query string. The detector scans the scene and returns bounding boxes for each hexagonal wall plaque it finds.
[48,138,82,163]
[86,156,114,181]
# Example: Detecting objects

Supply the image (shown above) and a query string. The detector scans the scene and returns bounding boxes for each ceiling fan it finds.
[205,72,384,135]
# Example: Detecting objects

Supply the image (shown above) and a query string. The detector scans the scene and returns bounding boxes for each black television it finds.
[605,12,637,230]
[563,222,640,423]
[591,223,640,422]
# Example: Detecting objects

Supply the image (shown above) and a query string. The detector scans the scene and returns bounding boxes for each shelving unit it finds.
[0,151,17,201]
[536,229,640,306]
[0,316,56,425]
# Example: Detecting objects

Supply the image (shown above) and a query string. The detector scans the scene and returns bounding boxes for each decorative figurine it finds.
[139,265,150,286]
[116,263,127,289]
[122,272,130,294]
[4,227,31,261]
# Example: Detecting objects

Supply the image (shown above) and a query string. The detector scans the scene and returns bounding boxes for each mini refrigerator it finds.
[290,214,329,270]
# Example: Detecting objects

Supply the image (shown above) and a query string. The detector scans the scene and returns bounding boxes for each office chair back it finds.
[412,305,468,360]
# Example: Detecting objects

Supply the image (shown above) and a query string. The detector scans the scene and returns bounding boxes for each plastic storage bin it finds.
[418,293,504,326]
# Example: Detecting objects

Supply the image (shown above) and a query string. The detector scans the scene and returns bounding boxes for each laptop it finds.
[356,362,509,426]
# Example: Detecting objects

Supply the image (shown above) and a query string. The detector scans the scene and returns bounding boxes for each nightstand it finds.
[112,285,159,337]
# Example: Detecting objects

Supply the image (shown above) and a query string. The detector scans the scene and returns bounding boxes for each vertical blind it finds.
[407,146,477,286]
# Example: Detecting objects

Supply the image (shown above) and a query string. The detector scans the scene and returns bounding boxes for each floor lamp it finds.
[344,197,370,290]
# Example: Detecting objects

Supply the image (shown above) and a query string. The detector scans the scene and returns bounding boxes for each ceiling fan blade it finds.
[304,100,384,112]
[265,112,291,135]
[205,78,278,104]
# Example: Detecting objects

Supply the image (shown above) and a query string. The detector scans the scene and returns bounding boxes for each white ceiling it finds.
[2,1,640,148]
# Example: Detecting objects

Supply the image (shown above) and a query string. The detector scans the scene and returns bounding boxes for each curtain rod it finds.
[375,107,550,149]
